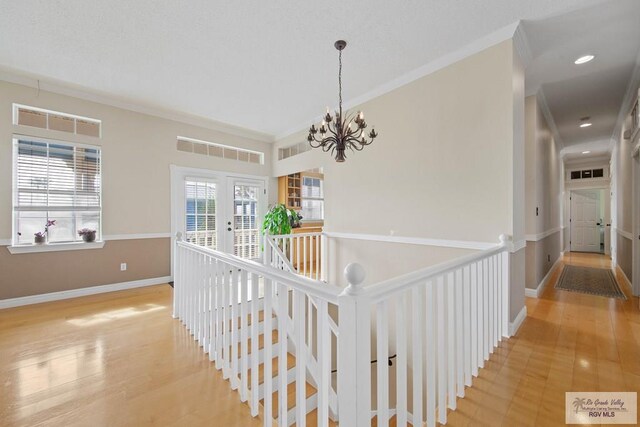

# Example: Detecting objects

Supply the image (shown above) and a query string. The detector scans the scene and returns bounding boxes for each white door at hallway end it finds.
[570,190,600,253]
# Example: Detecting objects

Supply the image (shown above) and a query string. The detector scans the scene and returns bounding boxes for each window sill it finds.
[7,241,105,254]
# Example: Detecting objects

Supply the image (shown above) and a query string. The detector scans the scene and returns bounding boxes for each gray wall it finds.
[525,231,562,290]
[617,233,633,282]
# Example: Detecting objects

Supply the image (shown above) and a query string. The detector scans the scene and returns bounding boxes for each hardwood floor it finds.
[1,252,638,426]
[0,285,262,427]
[445,252,640,427]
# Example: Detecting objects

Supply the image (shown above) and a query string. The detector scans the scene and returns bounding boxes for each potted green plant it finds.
[261,204,299,236]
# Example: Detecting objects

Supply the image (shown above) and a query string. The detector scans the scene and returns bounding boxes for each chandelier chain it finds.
[338,49,342,117]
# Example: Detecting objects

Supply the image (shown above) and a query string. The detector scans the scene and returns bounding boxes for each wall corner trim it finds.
[512,22,533,68]
[537,90,565,149]
[509,305,527,336]
[511,239,527,253]
[0,276,172,310]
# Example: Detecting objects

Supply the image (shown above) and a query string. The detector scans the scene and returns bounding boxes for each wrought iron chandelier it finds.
[307,40,378,162]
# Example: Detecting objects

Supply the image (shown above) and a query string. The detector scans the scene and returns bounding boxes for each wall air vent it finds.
[278,141,310,160]
[13,104,101,137]
[177,136,264,165]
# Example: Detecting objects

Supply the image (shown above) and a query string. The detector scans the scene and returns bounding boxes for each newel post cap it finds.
[176,231,183,241]
[344,262,366,294]
[499,234,512,244]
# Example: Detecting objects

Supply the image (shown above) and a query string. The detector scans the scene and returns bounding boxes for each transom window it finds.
[13,137,102,245]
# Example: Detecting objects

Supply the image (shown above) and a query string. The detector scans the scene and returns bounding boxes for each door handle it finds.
[227,227,232,231]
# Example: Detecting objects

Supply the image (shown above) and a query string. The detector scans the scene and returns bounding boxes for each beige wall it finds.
[275,40,518,244]
[326,238,475,288]
[524,95,562,290]
[0,80,273,299]
[275,40,526,322]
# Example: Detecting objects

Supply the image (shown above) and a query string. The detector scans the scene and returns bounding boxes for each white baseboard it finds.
[525,257,563,299]
[615,265,632,289]
[509,305,527,336]
[0,276,172,309]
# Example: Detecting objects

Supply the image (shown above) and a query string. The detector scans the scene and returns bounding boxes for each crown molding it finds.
[275,21,520,141]
[537,89,565,149]
[611,49,640,144]
[0,66,274,143]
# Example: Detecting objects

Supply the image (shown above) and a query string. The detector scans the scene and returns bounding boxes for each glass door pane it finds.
[232,183,260,260]
[185,180,217,249]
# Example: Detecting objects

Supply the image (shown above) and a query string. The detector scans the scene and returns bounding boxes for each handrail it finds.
[365,239,508,301]
[266,237,297,273]
[177,240,341,303]
[269,231,323,239]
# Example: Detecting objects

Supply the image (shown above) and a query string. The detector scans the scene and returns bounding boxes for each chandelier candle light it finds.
[307,40,378,162]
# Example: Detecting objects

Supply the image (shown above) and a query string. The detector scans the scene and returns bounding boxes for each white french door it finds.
[171,166,266,263]
[570,190,600,253]
[226,179,264,260]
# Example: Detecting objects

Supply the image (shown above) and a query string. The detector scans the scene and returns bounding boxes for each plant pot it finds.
[34,235,46,244]
[82,232,96,243]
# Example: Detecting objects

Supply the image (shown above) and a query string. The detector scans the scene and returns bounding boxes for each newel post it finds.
[337,263,371,426]
[172,231,183,319]
[499,234,511,337]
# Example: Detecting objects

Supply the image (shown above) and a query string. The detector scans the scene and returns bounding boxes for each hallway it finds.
[445,252,639,426]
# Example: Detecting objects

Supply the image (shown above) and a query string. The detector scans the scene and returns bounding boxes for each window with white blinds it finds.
[300,176,324,221]
[13,137,102,245]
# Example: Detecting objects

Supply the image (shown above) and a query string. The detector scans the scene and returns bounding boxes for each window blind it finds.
[14,138,101,244]
[300,176,324,220]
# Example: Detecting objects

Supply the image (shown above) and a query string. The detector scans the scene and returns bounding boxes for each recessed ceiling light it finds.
[574,55,595,65]
[580,122,592,128]
[582,151,591,154]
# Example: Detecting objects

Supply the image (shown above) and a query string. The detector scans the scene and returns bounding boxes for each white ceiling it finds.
[0,0,610,137]
[523,0,640,152]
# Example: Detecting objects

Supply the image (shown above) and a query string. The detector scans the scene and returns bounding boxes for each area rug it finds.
[555,265,627,300]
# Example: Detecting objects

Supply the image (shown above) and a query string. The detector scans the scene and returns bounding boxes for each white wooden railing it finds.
[174,233,513,427]
[267,232,326,281]
[338,234,512,427]
[174,233,340,426]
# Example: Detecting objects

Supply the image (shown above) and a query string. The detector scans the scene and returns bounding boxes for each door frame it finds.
[170,165,268,278]
[569,189,604,253]
[632,143,640,295]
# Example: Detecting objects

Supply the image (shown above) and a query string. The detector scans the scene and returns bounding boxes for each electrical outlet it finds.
[536,207,539,216]
[120,263,127,271]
